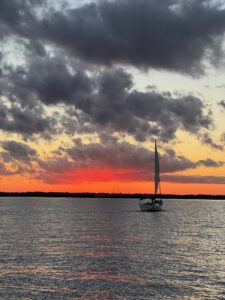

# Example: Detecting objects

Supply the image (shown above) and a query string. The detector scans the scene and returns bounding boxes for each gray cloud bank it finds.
[34,138,225,184]
[0,0,222,143]
[0,100,56,138]
[66,138,224,172]
[1,140,36,163]
[1,0,225,74]
[43,0,225,74]
[2,60,212,142]
[0,138,223,184]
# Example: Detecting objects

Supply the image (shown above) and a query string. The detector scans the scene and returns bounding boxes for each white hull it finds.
[139,199,162,211]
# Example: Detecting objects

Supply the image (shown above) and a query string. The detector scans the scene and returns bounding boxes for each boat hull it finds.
[139,199,162,211]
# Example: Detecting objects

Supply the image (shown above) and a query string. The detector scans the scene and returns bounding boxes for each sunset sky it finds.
[1,0,225,194]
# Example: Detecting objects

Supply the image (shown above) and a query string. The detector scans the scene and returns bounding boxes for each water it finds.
[0,197,225,299]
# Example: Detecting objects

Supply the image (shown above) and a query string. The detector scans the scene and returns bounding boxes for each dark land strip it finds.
[0,192,225,200]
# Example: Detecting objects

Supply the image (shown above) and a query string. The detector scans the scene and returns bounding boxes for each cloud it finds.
[218,100,225,109]
[163,174,225,184]
[90,69,211,141]
[0,0,223,190]
[67,139,152,170]
[66,139,221,174]
[0,0,44,36]
[0,98,57,139]
[0,0,225,75]
[23,57,92,105]
[0,136,223,184]
[1,141,36,162]
[31,139,224,184]
[38,0,225,74]
[0,1,219,145]
[37,156,74,173]
[25,39,46,57]
[200,132,223,150]
[197,158,224,167]
[6,61,212,142]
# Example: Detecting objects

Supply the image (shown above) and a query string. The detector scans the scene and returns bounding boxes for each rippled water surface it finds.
[0,197,225,299]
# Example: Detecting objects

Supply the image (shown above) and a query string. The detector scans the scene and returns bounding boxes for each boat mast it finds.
[154,139,160,195]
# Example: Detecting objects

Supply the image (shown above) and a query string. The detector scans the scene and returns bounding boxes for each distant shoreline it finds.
[0,192,225,199]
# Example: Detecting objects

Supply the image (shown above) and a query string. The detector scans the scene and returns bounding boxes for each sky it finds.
[0,0,225,194]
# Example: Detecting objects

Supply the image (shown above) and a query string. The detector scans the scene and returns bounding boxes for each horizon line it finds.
[0,191,225,199]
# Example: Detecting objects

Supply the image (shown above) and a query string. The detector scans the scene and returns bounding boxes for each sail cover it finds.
[154,140,160,195]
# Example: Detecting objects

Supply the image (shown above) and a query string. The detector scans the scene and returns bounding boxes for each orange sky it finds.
[1,179,225,195]
[1,167,225,194]
[1,131,225,194]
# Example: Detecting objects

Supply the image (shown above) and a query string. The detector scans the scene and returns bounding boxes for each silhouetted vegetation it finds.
[0,192,225,199]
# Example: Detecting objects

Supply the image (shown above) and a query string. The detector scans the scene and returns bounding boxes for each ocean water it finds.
[0,197,224,300]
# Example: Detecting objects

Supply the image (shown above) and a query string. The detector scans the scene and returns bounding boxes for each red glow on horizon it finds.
[1,168,225,195]
[2,182,225,195]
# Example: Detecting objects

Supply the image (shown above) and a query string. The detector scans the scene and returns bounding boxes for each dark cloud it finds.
[66,139,221,174]
[0,101,56,138]
[25,39,46,57]
[67,140,151,170]
[0,0,225,74]
[37,156,74,173]
[163,174,225,184]
[197,158,224,167]
[93,70,211,142]
[0,0,218,144]
[25,57,92,105]
[9,105,55,137]
[1,141,36,162]
[3,61,212,142]
[38,0,225,74]
[0,1,30,29]
[30,139,224,184]
[2,55,92,105]
[200,132,223,150]
[0,137,222,182]
[218,100,225,109]
[0,0,44,39]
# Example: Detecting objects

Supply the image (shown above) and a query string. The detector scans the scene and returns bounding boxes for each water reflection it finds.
[69,290,117,300]
[0,197,225,299]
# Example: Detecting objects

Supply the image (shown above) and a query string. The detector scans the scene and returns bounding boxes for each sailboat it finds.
[139,140,163,211]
